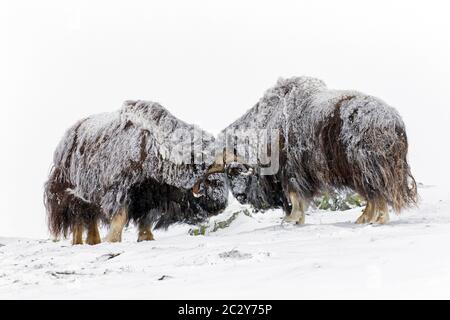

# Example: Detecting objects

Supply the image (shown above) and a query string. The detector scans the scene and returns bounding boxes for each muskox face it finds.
[193,173,226,198]
[226,163,254,204]
[192,152,253,204]
[196,173,229,213]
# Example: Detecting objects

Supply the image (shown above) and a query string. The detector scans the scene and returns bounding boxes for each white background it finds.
[0,0,449,238]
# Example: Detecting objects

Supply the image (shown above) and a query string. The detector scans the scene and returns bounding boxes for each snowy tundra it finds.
[1,184,450,300]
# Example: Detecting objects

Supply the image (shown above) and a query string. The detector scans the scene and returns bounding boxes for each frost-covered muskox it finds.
[194,76,417,225]
[44,101,228,245]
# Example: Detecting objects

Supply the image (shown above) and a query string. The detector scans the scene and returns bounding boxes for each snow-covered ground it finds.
[1,184,449,300]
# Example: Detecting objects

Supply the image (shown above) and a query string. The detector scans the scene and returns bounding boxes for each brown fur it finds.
[319,96,355,187]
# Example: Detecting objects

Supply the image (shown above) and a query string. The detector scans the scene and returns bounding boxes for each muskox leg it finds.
[372,201,390,224]
[356,201,374,224]
[284,192,307,225]
[137,222,155,242]
[106,208,128,243]
[72,224,84,245]
[86,219,101,245]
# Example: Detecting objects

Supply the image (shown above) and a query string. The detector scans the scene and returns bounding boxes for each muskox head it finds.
[196,173,229,212]
[193,151,254,203]
[224,163,254,203]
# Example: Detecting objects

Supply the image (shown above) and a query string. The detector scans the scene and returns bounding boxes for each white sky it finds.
[1,0,449,238]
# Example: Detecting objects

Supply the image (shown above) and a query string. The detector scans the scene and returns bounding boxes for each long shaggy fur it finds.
[44,100,228,238]
[224,76,417,213]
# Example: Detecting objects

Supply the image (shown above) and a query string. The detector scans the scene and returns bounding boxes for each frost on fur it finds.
[45,101,228,237]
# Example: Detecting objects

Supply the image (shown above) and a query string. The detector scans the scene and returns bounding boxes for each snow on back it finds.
[225,76,327,132]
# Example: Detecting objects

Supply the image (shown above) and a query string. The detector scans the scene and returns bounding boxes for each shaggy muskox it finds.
[194,76,417,225]
[44,100,228,245]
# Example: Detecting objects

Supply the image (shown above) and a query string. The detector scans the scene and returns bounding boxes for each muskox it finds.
[44,100,228,245]
[194,76,417,225]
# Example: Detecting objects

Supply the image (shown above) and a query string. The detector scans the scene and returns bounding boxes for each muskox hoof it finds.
[137,228,155,242]
[355,202,390,225]
[86,235,101,246]
[137,235,155,242]
[283,213,305,225]
[373,211,390,225]
[106,234,122,243]
[355,213,369,224]
[356,213,390,225]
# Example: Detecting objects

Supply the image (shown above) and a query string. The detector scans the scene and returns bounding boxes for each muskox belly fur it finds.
[220,76,417,222]
[44,100,228,242]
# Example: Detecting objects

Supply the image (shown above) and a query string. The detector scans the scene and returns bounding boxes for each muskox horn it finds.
[208,150,246,175]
